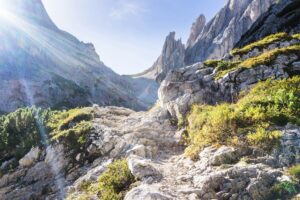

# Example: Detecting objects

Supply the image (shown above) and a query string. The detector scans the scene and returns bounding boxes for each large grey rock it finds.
[128,155,162,183]
[125,185,171,200]
[19,147,41,167]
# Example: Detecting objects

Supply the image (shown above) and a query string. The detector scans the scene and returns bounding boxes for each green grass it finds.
[214,44,300,79]
[240,44,300,68]
[271,181,298,199]
[231,33,290,56]
[288,164,300,180]
[185,77,300,159]
[292,34,300,41]
[67,159,135,200]
[48,108,94,153]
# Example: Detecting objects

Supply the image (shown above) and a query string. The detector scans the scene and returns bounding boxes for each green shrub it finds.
[272,181,298,199]
[0,107,53,162]
[67,159,135,200]
[288,165,300,180]
[231,32,290,56]
[185,77,300,158]
[48,108,94,153]
[246,124,282,152]
[0,107,94,170]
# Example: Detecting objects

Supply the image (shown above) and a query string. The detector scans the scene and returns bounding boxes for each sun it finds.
[0,0,13,20]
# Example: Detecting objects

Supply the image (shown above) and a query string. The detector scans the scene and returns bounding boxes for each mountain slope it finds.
[0,0,147,113]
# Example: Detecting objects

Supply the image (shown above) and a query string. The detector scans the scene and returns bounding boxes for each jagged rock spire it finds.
[186,14,206,48]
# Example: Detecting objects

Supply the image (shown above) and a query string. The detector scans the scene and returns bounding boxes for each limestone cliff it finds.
[185,0,274,64]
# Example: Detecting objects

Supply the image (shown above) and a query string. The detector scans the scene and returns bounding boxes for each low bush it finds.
[67,159,135,200]
[185,77,300,158]
[0,108,52,162]
[0,107,94,170]
[271,181,298,199]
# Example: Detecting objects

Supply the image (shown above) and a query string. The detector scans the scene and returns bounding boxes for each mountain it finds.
[236,0,300,48]
[185,0,275,65]
[0,0,147,113]
[2,27,300,200]
[126,32,185,105]
[1,0,300,200]
[131,32,185,83]
[134,0,275,87]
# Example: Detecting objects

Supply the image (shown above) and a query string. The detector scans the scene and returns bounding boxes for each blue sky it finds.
[42,0,226,75]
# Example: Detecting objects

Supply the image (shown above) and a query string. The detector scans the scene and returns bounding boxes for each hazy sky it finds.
[42,0,226,75]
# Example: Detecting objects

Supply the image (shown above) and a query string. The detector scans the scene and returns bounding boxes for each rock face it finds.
[0,0,147,113]
[186,15,206,48]
[159,38,299,119]
[185,0,274,65]
[236,0,300,48]
[133,32,185,83]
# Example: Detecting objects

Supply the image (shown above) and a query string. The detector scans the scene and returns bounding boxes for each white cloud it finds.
[109,0,145,20]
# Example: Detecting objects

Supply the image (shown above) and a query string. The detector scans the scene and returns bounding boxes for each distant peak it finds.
[167,32,176,39]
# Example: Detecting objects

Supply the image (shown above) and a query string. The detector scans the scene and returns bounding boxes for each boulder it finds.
[19,147,41,167]
[128,156,162,183]
[125,185,171,200]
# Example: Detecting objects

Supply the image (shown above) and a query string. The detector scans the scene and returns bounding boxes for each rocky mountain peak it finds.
[155,32,185,83]
[185,0,275,65]
[133,32,185,83]
[186,14,206,48]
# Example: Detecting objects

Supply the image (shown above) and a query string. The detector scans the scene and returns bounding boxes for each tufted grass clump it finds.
[288,164,300,180]
[48,108,94,152]
[185,76,300,159]
[271,181,298,199]
[203,60,241,80]
[231,32,290,56]
[67,159,135,200]
[239,44,300,68]
[292,33,300,41]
